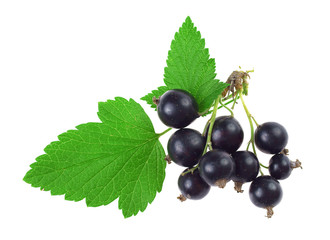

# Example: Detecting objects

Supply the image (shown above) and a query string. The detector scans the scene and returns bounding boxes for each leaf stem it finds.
[158,128,172,137]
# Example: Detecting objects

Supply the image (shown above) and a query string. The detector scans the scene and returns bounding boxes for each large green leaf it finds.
[24,98,166,218]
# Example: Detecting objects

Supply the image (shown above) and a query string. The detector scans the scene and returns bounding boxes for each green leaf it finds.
[23,97,166,218]
[142,16,228,113]
[140,86,169,109]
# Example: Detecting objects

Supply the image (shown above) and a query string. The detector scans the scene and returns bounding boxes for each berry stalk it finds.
[182,95,223,176]
[201,96,238,116]
[238,90,265,175]
[239,90,256,155]
[203,96,221,154]
[219,96,234,117]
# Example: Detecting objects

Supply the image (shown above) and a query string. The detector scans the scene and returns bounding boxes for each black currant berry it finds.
[157,89,199,128]
[178,168,210,201]
[231,151,260,193]
[167,128,205,167]
[269,153,302,180]
[254,122,288,154]
[210,116,244,154]
[199,150,235,188]
[249,175,283,218]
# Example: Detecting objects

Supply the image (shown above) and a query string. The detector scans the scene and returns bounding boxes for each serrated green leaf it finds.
[140,86,169,109]
[24,97,166,218]
[164,17,228,113]
[142,17,228,113]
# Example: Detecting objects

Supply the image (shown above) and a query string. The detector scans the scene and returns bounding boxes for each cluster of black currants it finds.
[156,89,301,218]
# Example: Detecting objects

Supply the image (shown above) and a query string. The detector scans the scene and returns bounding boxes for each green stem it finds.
[182,96,222,176]
[239,90,264,175]
[239,91,256,155]
[158,128,172,137]
[251,116,259,127]
[202,119,211,137]
[181,165,199,176]
[231,93,239,110]
[246,140,251,151]
[203,96,221,154]
[259,163,269,169]
[219,96,234,117]
[202,97,237,116]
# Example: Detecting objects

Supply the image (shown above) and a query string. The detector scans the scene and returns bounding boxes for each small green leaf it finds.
[142,17,228,113]
[23,97,166,218]
[141,86,169,109]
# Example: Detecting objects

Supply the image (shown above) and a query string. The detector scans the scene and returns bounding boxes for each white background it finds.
[1,0,329,239]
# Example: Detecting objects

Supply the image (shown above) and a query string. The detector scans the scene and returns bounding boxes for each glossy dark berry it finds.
[210,116,244,154]
[178,168,210,200]
[269,154,292,180]
[255,122,288,154]
[167,128,205,167]
[249,175,283,218]
[231,151,260,192]
[199,150,235,188]
[157,89,199,128]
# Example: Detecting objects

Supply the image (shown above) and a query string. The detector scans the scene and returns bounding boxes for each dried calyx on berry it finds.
[231,151,260,193]
[249,175,283,218]
[178,168,210,201]
[269,153,302,180]
[199,150,235,189]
